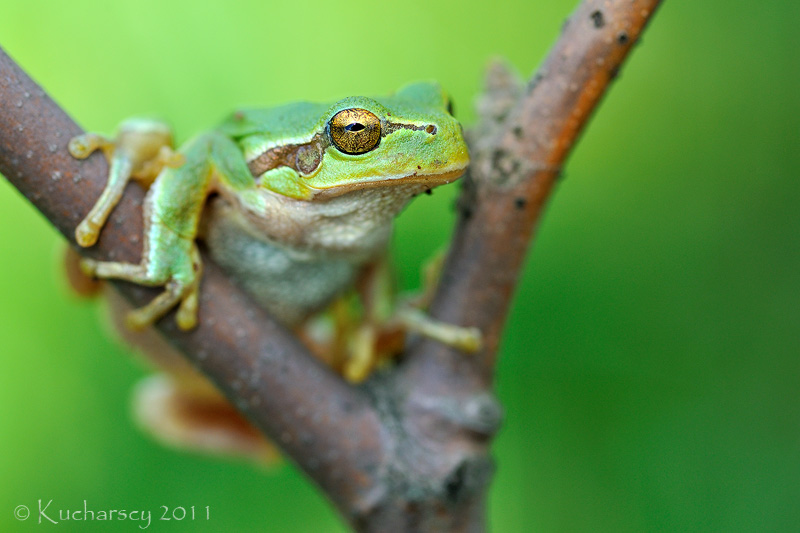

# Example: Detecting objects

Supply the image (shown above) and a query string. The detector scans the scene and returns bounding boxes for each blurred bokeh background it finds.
[1,0,798,531]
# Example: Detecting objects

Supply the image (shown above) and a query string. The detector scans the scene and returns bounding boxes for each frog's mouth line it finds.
[308,168,467,199]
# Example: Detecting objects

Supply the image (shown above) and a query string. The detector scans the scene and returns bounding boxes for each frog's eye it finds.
[329,108,381,155]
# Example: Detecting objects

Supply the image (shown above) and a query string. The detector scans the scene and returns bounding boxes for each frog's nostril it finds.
[425,125,437,135]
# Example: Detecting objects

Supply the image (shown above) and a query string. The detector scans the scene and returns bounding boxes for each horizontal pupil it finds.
[346,123,365,132]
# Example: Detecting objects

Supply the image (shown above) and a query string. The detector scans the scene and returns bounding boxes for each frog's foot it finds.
[344,324,378,383]
[392,249,482,351]
[396,306,482,353]
[68,132,115,160]
[134,374,280,464]
[63,245,103,297]
[341,310,481,382]
[80,245,202,331]
[69,119,178,247]
[343,322,407,382]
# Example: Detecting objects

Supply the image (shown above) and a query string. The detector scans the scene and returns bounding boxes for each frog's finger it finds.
[344,325,378,383]
[126,282,187,331]
[175,288,199,331]
[68,133,112,159]
[396,307,482,353]
[75,155,134,247]
[80,257,146,281]
[158,145,186,168]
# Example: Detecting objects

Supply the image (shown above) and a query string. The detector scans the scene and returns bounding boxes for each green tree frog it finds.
[69,82,480,458]
[68,82,479,459]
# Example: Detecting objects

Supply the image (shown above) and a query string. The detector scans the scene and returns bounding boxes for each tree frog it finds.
[68,82,479,457]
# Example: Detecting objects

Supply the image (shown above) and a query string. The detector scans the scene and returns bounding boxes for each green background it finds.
[1,0,798,531]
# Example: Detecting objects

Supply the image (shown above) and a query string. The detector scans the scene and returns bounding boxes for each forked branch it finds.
[0,0,662,530]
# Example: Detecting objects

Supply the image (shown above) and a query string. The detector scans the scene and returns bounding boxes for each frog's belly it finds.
[202,202,360,327]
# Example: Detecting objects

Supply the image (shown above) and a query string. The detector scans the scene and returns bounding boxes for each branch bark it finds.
[0,0,662,530]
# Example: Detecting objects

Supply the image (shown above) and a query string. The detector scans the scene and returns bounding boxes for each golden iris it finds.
[328,108,381,155]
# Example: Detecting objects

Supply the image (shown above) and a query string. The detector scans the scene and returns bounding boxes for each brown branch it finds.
[0,0,662,530]
[424,0,663,372]
[357,1,662,529]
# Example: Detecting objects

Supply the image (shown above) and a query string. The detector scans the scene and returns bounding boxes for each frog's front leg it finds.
[78,132,249,330]
[69,119,183,247]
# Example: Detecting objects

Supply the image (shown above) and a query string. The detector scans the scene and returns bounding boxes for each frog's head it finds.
[252,82,469,200]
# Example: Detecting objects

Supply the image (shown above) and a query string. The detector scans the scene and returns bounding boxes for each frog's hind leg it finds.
[63,245,102,297]
[100,288,278,463]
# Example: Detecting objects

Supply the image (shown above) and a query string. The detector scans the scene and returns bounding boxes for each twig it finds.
[0,0,662,530]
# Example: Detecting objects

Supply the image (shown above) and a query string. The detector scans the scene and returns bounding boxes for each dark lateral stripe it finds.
[247,133,325,177]
[247,122,434,177]
[383,122,431,135]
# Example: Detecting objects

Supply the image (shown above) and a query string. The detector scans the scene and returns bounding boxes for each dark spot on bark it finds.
[514,197,526,210]
[512,126,523,139]
[457,172,477,218]
[444,462,468,503]
[527,72,544,94]
[425,189,432,195]
[491,148,520,183]
[491,148,508,170]
[617,31,629,45]
[609,65,620,80]
[590,10,605,28]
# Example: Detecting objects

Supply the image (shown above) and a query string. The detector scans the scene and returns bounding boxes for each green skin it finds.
[70,82,470,333]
